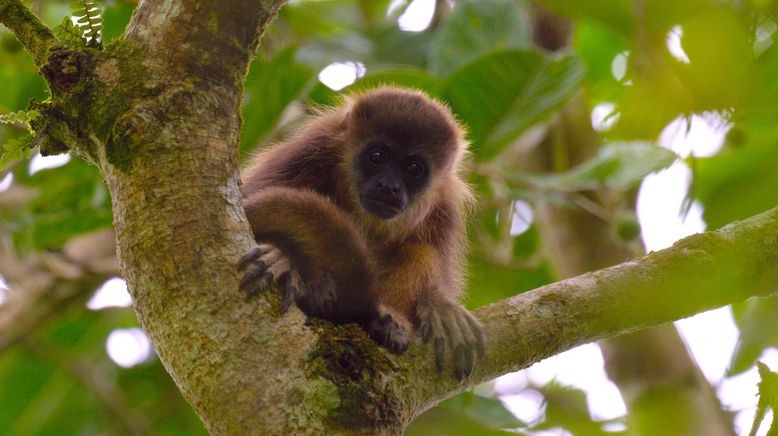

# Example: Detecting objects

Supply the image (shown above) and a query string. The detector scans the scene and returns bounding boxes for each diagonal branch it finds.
[394,205,778,417]
[0,0,59,65]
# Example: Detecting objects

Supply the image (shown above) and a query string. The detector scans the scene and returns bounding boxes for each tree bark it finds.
[2,1,777,434]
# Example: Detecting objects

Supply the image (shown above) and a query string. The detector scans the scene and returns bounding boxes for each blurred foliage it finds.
[751,362,778,435]
[2,0,778,434]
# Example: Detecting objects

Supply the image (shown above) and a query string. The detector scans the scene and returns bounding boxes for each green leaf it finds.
[438,391,525,429]
[693,139,778,229]
[527,142,679,191]
[751,362,778,436]
[444,50,584,159]
[407,406,518,436]
[101,2,134,42]
[54,17,85,46]
[240,47,315,156]
[573,20,627,89]
[729,298,778,376]
[0,134,34,170]
[428,0,531,76]
[538,382,616,435]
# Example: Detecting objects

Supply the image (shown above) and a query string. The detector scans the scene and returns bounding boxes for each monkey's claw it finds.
[368,313,409,354]
[238,244,303,313]
[417,297,484,381]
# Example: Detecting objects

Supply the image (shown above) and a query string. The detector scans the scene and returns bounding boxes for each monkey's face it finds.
[356,140,430,220]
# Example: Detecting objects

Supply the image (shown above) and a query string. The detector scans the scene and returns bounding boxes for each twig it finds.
[0,0,60,65]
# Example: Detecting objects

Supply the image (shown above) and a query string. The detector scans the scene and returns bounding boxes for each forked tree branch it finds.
[0,0,59,65]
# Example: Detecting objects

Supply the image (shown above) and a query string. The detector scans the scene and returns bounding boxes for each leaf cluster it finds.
[0,110,39,167]
[54,1,104,48]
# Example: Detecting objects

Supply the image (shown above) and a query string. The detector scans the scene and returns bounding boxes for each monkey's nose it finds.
[377,181,400,196]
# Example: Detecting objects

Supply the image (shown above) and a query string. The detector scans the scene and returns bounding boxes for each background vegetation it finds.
[2,0,778,433]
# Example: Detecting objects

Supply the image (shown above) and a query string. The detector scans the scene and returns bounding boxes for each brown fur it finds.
[240,87,482,377]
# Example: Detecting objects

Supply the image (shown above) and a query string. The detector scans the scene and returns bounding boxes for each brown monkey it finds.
[238,86,483,379]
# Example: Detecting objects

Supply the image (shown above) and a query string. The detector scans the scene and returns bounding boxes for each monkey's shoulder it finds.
[242,137,341,196]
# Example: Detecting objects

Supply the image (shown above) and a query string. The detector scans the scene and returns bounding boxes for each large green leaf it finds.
[526,141,679,191]
[428,0,530,76]
[240,47,315,155]
[101,2,135,42]
[444,50,584,159]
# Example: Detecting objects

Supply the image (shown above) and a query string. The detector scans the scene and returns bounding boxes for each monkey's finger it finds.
[277,272,295,314]
[237,248,262,272]
[421,322,432,343]
[452,344,475,382]
[256,243,274,253]
[245,272,273,299]
[384,314,409,355]
[434,336,445,373]
[469,319,485,359]
[392,333,409,354]
[259,245,284,266]
[442,314,468,379]
[239,261,267,291]
[279,285,295,314]
[457,309,485,360]
[426,306,447,371]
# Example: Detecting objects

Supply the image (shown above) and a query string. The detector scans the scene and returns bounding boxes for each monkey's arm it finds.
[240,187,408,354]
[382,243,484,381]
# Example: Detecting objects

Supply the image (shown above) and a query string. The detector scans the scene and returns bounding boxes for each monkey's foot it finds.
[367,312,409,355]
[417,297,484,381]
[238,243,304,314]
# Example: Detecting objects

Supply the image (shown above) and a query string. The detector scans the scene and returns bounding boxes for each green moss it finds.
[95,41,158,172]
[208,10,219,34]
[307,320,403,431]
[303,375,340,411]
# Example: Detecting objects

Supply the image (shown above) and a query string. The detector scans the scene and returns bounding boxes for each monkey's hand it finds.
[366,306,409,354]
[417,295,484,381]
[238,243,339,318]
[238,243,314,314]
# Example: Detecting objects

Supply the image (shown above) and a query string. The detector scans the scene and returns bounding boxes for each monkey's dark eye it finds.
[369,150,388,165]
[405,161,425,178]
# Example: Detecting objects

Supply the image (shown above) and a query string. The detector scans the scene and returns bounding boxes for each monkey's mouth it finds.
[360,196,404,219]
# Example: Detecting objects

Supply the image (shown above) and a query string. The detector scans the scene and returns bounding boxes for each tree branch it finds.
[395,205,778,416]
[0,0,59,65]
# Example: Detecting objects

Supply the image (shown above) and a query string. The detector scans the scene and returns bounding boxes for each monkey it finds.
[238,86,484,380]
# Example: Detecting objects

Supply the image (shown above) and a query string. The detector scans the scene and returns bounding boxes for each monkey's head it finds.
[342,87,467,221]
